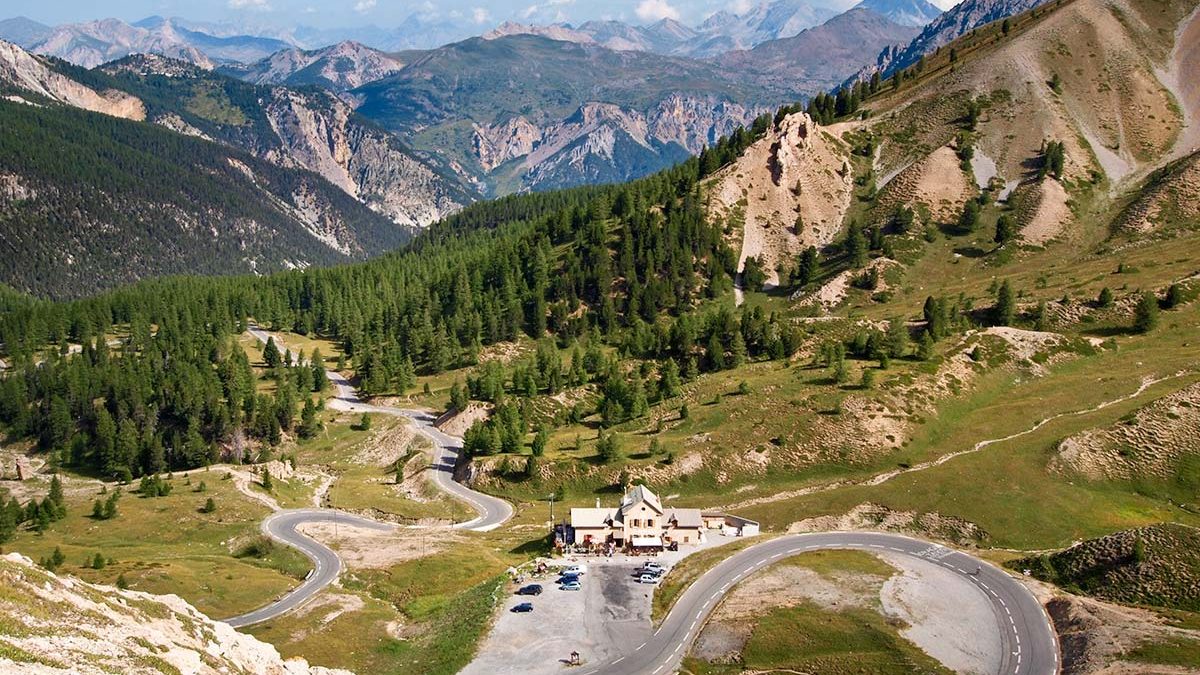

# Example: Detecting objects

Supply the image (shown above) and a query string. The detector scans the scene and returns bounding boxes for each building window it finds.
[684,536,689,543]
[647,519,654,528]
[632,518,640,527]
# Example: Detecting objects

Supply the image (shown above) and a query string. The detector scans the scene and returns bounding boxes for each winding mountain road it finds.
[224,328,512,627]
[584,532,1059,675]
[246,326,511,532]
[235,328,1058,675]
[224,509,393,628]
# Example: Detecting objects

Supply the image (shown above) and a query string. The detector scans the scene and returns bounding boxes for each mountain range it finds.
[0,40,471,296]
[0,16,292,69]
[4,0,942,73]
[0,0,1067,294]
[350,34,780,194]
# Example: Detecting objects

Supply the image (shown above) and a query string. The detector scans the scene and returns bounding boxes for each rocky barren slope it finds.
[0,552,348,675]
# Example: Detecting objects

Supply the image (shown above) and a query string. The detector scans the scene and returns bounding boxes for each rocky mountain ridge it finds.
[5,16,293,69]
[0,45,425,297]
[0,40,145,120]
[220,41,406,91]
[87,53,471,228]
[717,8,921,94]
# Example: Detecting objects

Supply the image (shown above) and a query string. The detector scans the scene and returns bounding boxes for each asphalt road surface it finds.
[238,329,1056,675]
[223,329,514,628]
[246,326,512,531]
[581,532,1059,675]
[223,509,393,628]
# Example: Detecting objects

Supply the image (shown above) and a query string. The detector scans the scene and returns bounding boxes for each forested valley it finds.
[0,111,790,487]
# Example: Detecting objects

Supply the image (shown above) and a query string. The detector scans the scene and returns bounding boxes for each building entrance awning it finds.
[629,535,663,547]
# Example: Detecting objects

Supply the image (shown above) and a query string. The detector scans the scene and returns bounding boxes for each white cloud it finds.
[353,0,377,13]
[228,0,271,10]
[635,0,680,22]
[729,0,753,14]
[521,0,575,21]
[472,7,491,23]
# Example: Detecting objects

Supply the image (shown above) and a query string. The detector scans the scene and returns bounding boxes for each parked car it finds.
[516,584,543,596]
[642,562,665,573]
[561,580,583,591]
[637,573,660,585]
[511,602,534,613]
[563,564,587,576]
[559,572,580,583]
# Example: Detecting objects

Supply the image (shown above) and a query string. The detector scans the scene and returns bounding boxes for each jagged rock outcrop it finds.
[0,552,349,675]
[468,95,764,192]
[473,116,542,172]
[261,88,466,228]
[707,112,854,287]
[0,40,145,120]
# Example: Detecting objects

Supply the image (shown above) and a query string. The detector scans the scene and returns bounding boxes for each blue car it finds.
[511,602,534,612]
[561,580,582,591]
[559,573,580,583]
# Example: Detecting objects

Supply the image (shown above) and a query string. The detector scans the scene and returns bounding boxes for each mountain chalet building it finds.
[568,485,758,551]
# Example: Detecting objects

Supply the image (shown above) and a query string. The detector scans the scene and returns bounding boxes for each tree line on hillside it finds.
[0,107,779,477]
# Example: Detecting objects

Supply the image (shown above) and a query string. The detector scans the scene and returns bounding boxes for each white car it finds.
[637,573,660,585]
[563,564,587,576]
[642,562,664,572]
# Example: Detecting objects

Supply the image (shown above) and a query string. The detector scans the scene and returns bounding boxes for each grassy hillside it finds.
[1015,524,1200,612]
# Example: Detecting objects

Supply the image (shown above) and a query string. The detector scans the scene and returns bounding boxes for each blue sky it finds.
[10,0,894,30]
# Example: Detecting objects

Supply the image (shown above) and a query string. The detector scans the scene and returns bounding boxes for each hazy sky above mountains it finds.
[12,0,956,31]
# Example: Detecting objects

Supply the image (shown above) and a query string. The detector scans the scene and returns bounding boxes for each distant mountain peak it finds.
[854,0,943,26]
[219,39,404,91]
[0,15,53,48]
[483,21,597,44]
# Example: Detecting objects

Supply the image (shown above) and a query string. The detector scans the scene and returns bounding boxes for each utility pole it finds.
[548,493,556,543]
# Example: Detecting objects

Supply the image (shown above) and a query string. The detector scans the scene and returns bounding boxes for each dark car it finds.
[516,584,543,596]
[559,573,580,583]
[511,602,534,613]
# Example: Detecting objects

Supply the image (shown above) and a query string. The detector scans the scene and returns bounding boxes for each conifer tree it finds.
[263,338,281,369]
[1133,291,1159,333]
[994,280,1016,326]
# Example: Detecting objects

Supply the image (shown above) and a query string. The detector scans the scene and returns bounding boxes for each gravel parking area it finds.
[462,563,653,674]
[463,533,744,674]
[463,533,744,667]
